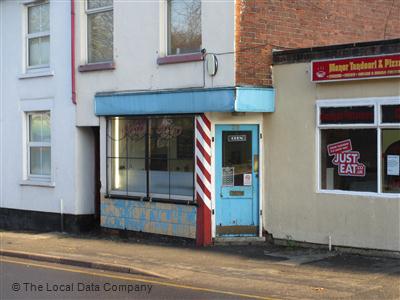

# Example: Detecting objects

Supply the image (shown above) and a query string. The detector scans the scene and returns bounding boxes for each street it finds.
[0,257,265,300]
[2,230,400,300]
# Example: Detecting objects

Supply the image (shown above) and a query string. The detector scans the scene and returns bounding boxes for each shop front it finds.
[95,87,274,246]
[269,39,400,252]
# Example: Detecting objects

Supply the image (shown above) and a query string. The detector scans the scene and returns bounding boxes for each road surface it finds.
[0,257,269,299]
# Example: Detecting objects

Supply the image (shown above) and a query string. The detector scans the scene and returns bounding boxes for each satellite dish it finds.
[206,54,218,77]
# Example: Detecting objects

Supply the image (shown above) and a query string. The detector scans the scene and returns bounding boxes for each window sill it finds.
[18,70,54,79]
[157,52,204,65]
[105,194,197,206]
[317,189,400,198]
[78,62,115,72]
[20,180,55,188]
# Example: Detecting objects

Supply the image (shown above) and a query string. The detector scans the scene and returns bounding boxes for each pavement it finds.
[1,230,400,299]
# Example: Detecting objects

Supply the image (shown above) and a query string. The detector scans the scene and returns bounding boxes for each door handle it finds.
[254,154,259,177]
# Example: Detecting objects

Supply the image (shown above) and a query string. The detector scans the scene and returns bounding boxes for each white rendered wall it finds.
[0,0,93,215]
[75,0,235,126]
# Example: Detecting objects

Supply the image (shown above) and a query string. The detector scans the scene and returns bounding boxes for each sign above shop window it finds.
[320,106,374,124]
[311,54,400,82]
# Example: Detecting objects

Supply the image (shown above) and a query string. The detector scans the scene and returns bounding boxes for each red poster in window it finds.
[327,140,366,177]
[312,54,400,82]
[327,139,352,156]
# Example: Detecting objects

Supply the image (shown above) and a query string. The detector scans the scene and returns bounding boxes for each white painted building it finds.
[74,0,236,126]
[0,0,95,231]
[73,0,274,245]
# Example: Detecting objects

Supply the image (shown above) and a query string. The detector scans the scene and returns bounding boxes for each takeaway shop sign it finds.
[327,139,366,177]
[312,54,400,82]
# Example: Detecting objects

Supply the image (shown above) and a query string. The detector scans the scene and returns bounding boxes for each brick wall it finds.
[235,0,400,86]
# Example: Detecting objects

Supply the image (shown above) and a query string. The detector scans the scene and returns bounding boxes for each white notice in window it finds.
[243,173,252,186]
[387,155,400,176]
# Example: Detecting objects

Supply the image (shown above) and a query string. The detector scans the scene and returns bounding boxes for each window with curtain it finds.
[27,1,50,68]
[27,111,51,180]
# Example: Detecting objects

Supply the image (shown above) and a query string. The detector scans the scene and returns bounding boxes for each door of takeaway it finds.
[215,125,259,236]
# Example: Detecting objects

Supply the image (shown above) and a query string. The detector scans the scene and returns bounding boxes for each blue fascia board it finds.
[95,88,235,116]
[235,87,275,112]
[94,87,275,116]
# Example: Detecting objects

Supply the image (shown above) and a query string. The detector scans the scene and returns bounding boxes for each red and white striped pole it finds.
[195,114,212,246]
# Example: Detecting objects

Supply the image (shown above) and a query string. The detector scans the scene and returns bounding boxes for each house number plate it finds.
[227,135,247,142]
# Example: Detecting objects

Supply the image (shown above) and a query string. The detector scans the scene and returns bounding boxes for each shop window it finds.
[27,111,51,180]
[26,1,50,68]
[320,129,377,192]
[167,0,201,55]
[107,116,195,201]
[318,101,399,195]
[86,0,113,63]
[382,129,400,193]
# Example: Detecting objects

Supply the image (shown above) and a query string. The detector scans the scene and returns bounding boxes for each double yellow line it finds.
[1,257,279,300]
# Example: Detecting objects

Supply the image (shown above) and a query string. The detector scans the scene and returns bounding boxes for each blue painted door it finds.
[215,125,259,236]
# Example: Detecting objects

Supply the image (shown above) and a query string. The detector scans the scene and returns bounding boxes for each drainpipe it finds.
[71,0,76,104]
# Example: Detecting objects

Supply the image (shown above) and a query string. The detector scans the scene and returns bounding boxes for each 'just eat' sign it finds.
[327,139,366,177]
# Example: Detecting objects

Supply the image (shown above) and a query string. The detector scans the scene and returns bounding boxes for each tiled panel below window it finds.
[100,198,196,239]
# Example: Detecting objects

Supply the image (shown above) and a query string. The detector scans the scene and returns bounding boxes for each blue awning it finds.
[95,87,275,116]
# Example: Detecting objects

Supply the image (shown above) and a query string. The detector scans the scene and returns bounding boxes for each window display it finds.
[321,129,377,192]
[318,101,399,195]
[108,116,194,201]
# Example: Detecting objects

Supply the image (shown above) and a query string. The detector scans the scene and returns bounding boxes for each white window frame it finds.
[26,111,51,181]
[85,0,113,64]
[316,96,400,197]
[159,0,167,57]
[25,1,50,70]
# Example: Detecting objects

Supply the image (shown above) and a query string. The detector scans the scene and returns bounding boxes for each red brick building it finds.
[236,0,400,86]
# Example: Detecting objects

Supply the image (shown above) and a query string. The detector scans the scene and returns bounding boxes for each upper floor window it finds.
[167,0,201,55]
[86,0,113,63]
[27,1,50,68]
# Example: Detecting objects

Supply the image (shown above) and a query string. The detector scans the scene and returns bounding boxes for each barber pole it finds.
[195,114,212,246]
